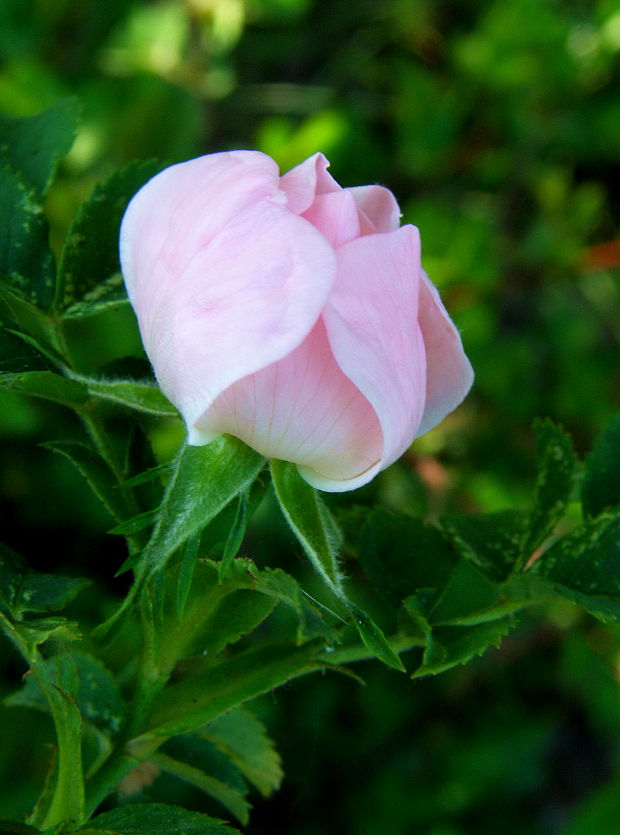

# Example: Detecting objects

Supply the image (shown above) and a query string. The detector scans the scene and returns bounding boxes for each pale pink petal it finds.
[301,191,361,248]
[347,185,402,233]
[416,270,474,437]
[121,151,282,305]
[120,157,337,439]
[323,226,427,472]
[196,318,383,491]
[278,153,341,215]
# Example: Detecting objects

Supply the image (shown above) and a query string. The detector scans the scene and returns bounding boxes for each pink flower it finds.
[120,151,473,491]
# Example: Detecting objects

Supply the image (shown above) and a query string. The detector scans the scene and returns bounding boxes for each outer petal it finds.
[416,270,474,437]
[196,318,383,491]
[323,226,427,474]
[278,152,341,215]
[121,151,282,305]
[301,190,361,248]
[119,154,338,439]
[347,185,402,233]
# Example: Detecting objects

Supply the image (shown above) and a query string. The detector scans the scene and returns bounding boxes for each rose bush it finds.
[120,151,473,491]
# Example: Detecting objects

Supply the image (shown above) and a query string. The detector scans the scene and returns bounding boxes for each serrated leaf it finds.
[0,323,51,374]
[428,559,501,624]
[57,160,164,312]
[62,273,129,320]
[521,419,576,562]
[441,510,527,583]
[0,98,79,196]
[74,804,240,835]
[531,511,620,622]
[270,460,342,593]
[582,413,620,519]
[132,642,325,744]
[360,508,456,602]
[202,707,283,797]
[410,618,513,678]
[0,166,54,308]
[0,370,88,406]
[156,736,249,824]
[84,378,177,416]
[0,542,88,618]
[348,604,405,672]
[44,440,136,526]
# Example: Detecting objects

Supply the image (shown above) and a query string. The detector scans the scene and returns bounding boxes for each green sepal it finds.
[270,460,342,593]
[82,378,178,417]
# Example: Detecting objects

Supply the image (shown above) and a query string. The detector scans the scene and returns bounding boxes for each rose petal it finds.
[195,317,383,491]
[323,226,427,472]
[416,270,474,436]
[279,152,341,215]
[301,190,361,248]
[120,156,338,438]
[121,151,282,305]
[347,185,402,233]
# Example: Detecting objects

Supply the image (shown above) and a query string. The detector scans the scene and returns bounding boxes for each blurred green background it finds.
[1,0,620,832]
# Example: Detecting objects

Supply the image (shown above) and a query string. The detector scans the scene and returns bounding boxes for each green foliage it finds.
[0,98,79,198]
[74,804,240,835]
[57,160,164,317]
[1,3,620,831]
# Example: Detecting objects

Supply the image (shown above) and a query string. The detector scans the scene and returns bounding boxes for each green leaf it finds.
[348,604,405,672]
[270,460,342,593]
[531,510,620,622]
[409,617,513,678]
[75,804,240,835]
[57,159,164,312]
[83,378,178,417]
[62,273,130,320]
[582,413,620,519]
[0,819,43,834]
[521,419,576,562]
[132,642,325,744]
[219,491,249,581]
[141,438,264,578]
[441,511,526,583]
[28,669,85,829]
[44,440,136,526]
[0,166,55,309]
[155,736,250,824]
[0,98,79,196]
[360,508,456,602]
[0,542,88,618]
[0,323,51,373]
[0,370,88,406]
[202,707,283,797]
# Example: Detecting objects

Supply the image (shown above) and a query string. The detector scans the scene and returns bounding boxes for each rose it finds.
[120,151,473,491]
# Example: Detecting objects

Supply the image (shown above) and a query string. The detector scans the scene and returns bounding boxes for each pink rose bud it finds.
[120,151,473,491]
